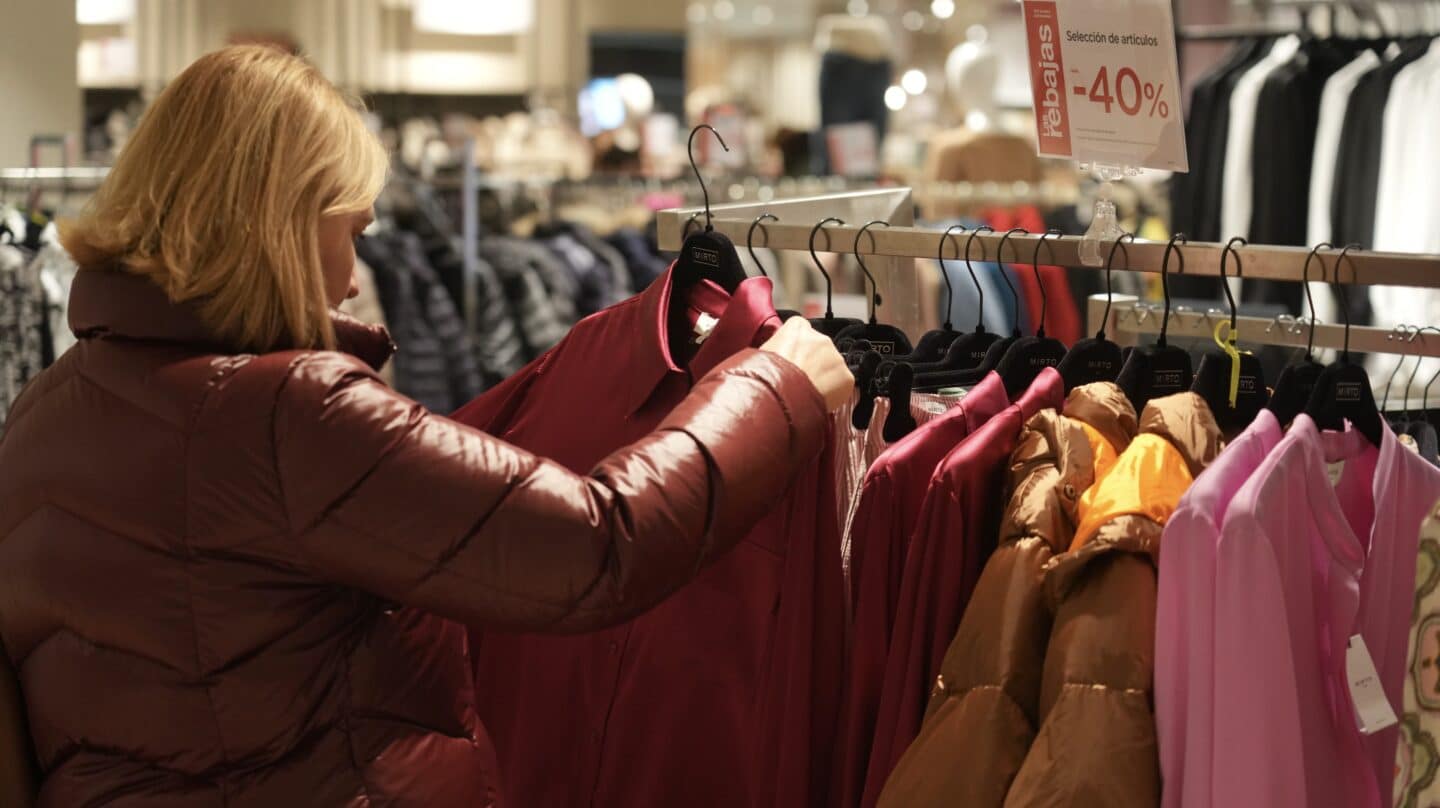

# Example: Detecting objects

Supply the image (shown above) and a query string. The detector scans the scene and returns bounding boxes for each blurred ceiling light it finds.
[902,11,925,30]
[931,0,956,19]
[752,4,775,25]
[901,69,928,95]
[413,0,534,34]
[848,0,869,17]
[687,3,708,23]
[967,24,990,43]
[713,0,736,21]
[884,85,908,111]
[77,0,134,24]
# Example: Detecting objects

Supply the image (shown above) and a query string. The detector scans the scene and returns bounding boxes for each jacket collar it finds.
[68,268,396,372]
[621,263,780,416]
[1138,391,1225,478]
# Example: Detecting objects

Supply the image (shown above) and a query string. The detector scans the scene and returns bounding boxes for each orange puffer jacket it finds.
[878,383,1137,807]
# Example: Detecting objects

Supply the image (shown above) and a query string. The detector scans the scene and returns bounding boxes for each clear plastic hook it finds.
[1078,162,1132,266]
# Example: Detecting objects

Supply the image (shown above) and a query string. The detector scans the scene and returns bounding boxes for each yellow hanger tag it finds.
[1213,320,1244,407]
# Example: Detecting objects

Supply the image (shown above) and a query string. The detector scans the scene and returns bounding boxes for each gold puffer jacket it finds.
[1004,392,1222,808]
[877,383,1137,808]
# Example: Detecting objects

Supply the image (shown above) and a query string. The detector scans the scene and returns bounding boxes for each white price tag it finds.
[1345,635,1398,734]
[1021,0,1188,172]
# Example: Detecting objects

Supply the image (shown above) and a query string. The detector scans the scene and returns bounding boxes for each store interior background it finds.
[0,0,1317,334]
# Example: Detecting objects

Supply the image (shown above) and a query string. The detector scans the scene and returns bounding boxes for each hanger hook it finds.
[964,225,994,333]
[1301,241,1334,360]
[1405,326,1440,419]
[1159,233,1187,347]
[997,227,1029,337]
[809,217,845,320]
[1030,229,1062,339]
[683,210,704,238]
[937,224,967,332]
[1382,324,1418,414]
[1219,236,1247,332]
[747,213,778,278]
[1332,243,1361,360]
[687,124,729,232]
[855,220,890,324]
[1101,232,1134,340]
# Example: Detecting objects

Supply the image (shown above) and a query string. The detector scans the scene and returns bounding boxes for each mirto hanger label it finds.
[691,246,721,268]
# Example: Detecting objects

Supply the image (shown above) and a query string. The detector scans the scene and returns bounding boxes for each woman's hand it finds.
[760,317,853,412]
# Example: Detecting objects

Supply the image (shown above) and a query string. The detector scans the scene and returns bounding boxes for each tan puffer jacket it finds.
[877,383,1137,807]
[0,268,828,807]
[1004,392,1222,808]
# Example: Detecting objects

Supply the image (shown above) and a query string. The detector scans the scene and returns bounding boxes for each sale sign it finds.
[1021,0,1188,172]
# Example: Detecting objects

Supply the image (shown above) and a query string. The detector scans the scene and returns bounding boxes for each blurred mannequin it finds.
[923,32,1042,218]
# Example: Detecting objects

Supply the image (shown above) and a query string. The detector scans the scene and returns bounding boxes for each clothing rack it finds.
[657,190,1440,288]
[1096,294,1440,358]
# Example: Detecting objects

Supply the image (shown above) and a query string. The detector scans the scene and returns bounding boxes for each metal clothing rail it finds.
[1095,295,1440,358]
[656,193,1440,290]
[0,167,110,183]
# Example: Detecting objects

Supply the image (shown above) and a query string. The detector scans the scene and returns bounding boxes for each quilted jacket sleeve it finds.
[0,636,37,807]
[272,347,828,634]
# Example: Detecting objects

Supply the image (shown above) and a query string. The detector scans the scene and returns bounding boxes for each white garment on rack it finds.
[1308,50,1380,248]
[1221,36,1302,245]
[1305,51,1379,341]
[1368,40,1440,393]
[1372,40,1440,253]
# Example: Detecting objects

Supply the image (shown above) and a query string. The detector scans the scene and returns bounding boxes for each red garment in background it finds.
[860,369,1065,807]
[831,372,1011,808]
[451,269,844,808]
[984,206,1082,345]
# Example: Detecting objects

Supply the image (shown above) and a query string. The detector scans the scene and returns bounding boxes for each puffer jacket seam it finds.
[268,354,376,804]
[336,639,378,806]
[180,371,234,807]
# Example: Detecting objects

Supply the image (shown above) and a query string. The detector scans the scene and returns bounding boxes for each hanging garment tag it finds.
[1346,635,1398,734]
[694,312,719,345]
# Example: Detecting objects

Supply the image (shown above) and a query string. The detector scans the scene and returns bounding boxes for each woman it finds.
[0,45,850,807]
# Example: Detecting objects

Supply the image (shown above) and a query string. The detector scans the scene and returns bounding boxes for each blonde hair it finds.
[61,45,388,352]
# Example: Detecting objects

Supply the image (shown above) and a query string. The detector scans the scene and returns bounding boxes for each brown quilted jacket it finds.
[0,268,828,807]
[877,382,1137,808]
[1004,392,1221,808]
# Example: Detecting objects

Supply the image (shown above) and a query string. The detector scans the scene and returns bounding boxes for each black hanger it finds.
[748,213,803,321]
[1268,243,1329,425]
[852,350,886,430]
[674,125,748,293]
[911,226,1015,390]
[908,225,968,363]
[882,362,919,442]
[835,220,914,356]
[993,228,1069,399]
[1058,232,1128,390]
[1191,238,1269,432]
[807,217,864,339]
[1116,234,1196,412]
[928,225,1003,370]
[1303,244,1383,446]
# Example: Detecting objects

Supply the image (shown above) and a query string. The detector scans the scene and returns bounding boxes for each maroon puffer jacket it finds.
[0,269,828,807]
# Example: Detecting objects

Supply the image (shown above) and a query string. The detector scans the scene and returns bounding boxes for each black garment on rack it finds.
[358,232,483,412]
[1331,41,1429,251]
[816,51,891,175]
[1169,39,1271,301]
[1194,39,1273,245]
[1245,40,1353,311]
